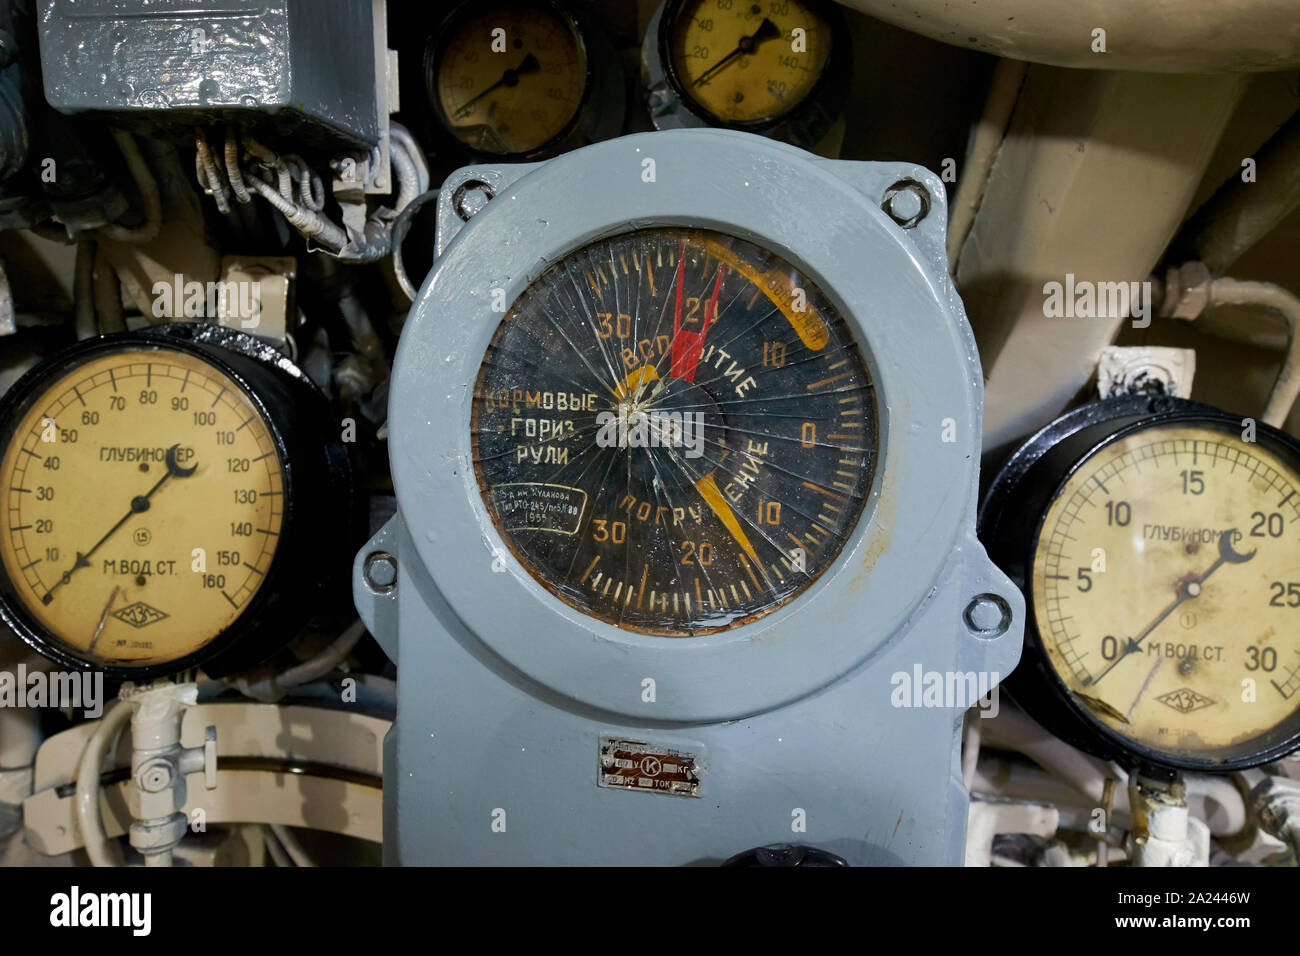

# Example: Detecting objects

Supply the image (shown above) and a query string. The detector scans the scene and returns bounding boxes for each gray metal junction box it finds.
[38,0,379,147]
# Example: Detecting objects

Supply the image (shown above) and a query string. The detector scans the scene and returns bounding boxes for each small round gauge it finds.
[644,0,850,148]
[472,226,878,636]
[0,326,359,679]
[980,396,1300,772]
[426,0,619,159]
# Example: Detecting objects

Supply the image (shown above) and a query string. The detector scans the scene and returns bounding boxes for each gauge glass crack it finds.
[472,227,878,635]
[1032,424,1300,762]
[0,348,285,668]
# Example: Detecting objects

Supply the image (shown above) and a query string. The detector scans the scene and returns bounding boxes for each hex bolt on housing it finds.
[453,179,495,221]
[964,594,1012,639]
[882,179,930,228]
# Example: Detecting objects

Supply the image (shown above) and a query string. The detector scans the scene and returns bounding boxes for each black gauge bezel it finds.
[980,395,1300,774]
[0,324,356,681]
[424,0,596,161]
[656,0,851,149]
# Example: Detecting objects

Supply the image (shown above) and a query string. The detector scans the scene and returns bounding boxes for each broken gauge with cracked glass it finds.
[472,227,877,635]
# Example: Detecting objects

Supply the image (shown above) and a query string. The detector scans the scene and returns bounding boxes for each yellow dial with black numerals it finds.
[0,348,284,668]
[1032,425,1300,762]
[667,0,832,124]
[433,1,588,156]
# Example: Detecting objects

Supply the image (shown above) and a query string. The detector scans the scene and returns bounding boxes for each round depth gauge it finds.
[472,226,878,636]
[645,0,849,148]
[981,397,1300,771]
[0,326,358,678]
[427,0,610,158]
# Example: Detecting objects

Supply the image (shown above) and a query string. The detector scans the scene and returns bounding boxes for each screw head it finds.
[882,179,931,229]
[453,179,495,221]
[964,594,1011,639]
[363,551,398,593]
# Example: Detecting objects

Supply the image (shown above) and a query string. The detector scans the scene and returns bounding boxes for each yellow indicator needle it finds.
[701,238,829,350]
[615,365,660,400]
[696,473,758,563]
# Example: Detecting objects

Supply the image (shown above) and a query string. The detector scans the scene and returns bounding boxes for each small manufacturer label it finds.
[598,737,701,798]
[490,483,587,534]
[112,602,169,629]
[1156,687,1215,714]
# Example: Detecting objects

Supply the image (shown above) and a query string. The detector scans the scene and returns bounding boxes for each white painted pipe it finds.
[75,700,132,867]
[835,0,1300,73]
[1207,278,1300,428]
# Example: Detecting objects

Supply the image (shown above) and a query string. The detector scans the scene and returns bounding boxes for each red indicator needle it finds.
[670,256,725,383]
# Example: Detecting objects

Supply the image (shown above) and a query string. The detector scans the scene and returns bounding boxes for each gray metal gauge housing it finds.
[354,129,1023,865]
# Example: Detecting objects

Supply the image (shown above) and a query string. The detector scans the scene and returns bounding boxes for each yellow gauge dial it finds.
[0,348,284,669]
[667,0,832,124]
[433,1,587,156]
[1032,425,1300,762]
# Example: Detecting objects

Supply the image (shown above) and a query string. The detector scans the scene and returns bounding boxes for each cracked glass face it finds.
[0,348,284,668]
[1031,423,1300,763]
[472,227,878,635]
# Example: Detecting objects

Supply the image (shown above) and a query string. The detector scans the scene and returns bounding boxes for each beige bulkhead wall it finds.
[835,0,1300,73]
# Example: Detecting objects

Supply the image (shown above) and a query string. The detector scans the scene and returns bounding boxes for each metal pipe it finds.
[270,823,316,867]
[389,123,430,195]
[1207,277,1300,427]
[75,700,132,867]
[946,58,1026,268]
[981,706,1130,813]
[391,189,440,302]
[980,708,1247,837]
[389,137,420,215]
[101,130,161,243]
[230,619,368,702]
[73,238,96,339]
[92,246,124,333]
[1180,110,1300,273]
[263,826,292,866]
[1185,774,1248,837]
